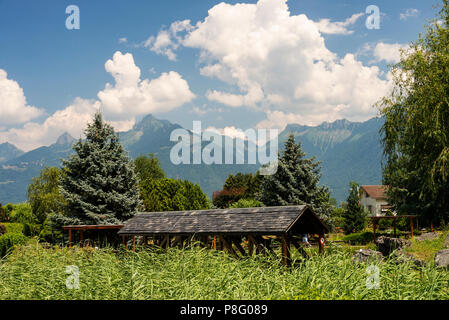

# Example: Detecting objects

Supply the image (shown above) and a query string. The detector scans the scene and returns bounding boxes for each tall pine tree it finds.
[259,133,333,219]
[57,112,141,225]
[343,181,366,234]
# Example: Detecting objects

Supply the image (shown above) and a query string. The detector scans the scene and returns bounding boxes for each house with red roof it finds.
[360,185,392,217]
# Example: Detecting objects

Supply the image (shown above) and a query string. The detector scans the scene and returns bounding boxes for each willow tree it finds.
[379,0,449,225]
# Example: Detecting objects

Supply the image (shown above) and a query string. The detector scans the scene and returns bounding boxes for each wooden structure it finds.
[118,205,329,266]
[62,225,124,248]
[370,215,417,241]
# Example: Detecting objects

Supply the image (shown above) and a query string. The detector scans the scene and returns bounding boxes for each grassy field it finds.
[0,240,448,300]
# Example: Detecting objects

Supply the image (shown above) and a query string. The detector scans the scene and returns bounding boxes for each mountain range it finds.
[0,115,384,204]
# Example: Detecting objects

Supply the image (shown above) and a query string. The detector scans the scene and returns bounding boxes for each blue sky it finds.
[0,0,442,150]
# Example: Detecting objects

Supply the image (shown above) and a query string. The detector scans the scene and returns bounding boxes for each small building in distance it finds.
[360,185,392,217]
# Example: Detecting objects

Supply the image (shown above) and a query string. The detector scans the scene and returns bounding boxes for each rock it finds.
[435,249,449,268]
[352,249,383,263]
[415,232,439,242]
[393,251,424,267]
[375,236,411,256]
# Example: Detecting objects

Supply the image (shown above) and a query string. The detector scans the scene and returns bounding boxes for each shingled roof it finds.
[361,185,388,200]
[118,205,329,236]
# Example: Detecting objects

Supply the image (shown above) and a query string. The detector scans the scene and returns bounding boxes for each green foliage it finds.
[27,167,66,225]
[342,231,374,245]
[212,188,246,208]
[0,233,28,257]
[9,203,35,225]
[0,203,15,222]
[1,243,449,299]
[259,133,333,219]
[379,0,449,226]
[134,153,165,183]
[0,224,5,236]
[343,182,366,234]
[228,198,262,208]
[213,172,263,208]
[57,112,141,225]
[140,178,210,212]
[3,223,24,235]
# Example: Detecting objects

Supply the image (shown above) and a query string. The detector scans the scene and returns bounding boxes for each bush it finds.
[3,223,24,235]
[0,233,28,257]
[10,203,35,225]
[342,231,374,245]
[229,198,262,208]
[0,224,5,236]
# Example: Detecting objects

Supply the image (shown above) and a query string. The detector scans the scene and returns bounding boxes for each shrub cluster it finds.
[0,233,28,257]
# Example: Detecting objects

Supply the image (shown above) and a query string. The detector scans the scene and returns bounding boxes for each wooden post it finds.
[431,222,433,233]
[373,219,377,242]
[281,235,291,267]
[68,229,72,248]
[132,236,136,251]
[213,236,217,250]
[247,236,255,256]
[80,230,84,248]
[410,217,414,238]
[220,236,239,258]
[232,237,247,257]
[393,218,397,238]
[291,237,309,259]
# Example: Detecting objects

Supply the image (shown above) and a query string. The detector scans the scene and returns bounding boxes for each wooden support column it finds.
[68,229,72,248]
[393,218,397,238]
[79,230,84,247]
[220,236,239,258]
[373,219,377,242]
[247,236,255,256]
[232,237,247,257]
[281,235,291,267]
[132,236,136,251]
[291,237,309,259]
[410,217,414,238]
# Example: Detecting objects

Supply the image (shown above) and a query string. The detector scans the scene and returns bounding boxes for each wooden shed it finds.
[118,205,329,266]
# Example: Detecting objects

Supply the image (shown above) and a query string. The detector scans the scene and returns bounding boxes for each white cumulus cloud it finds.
[0,52,195,151]
[153,0,392,124]
[315,12,364,35]
[0,69,44,125]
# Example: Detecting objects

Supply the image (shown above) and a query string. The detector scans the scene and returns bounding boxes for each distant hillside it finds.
[0,142,24,164]
[0,115,384,204]
[278,118,384,202]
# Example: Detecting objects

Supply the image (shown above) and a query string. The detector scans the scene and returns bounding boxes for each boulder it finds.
[375,236,411,256]
[435,249,449,268]
[415,232,439,242]
[393,251,424,267]
[352,249,383,263]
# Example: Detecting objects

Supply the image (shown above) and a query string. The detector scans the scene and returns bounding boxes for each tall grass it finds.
[0,241,448,300]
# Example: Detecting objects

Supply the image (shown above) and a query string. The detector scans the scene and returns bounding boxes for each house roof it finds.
[361,185,388,200]
[118,205,329,236]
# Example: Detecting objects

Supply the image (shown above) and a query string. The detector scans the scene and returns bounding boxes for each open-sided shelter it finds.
[118,205,329,266]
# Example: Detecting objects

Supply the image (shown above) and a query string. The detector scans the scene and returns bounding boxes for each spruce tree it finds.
[259,133,332,218]
[343,181,366,234]
[58,112,141,225]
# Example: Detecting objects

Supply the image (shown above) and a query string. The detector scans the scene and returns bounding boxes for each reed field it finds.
[0,240,448,300]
